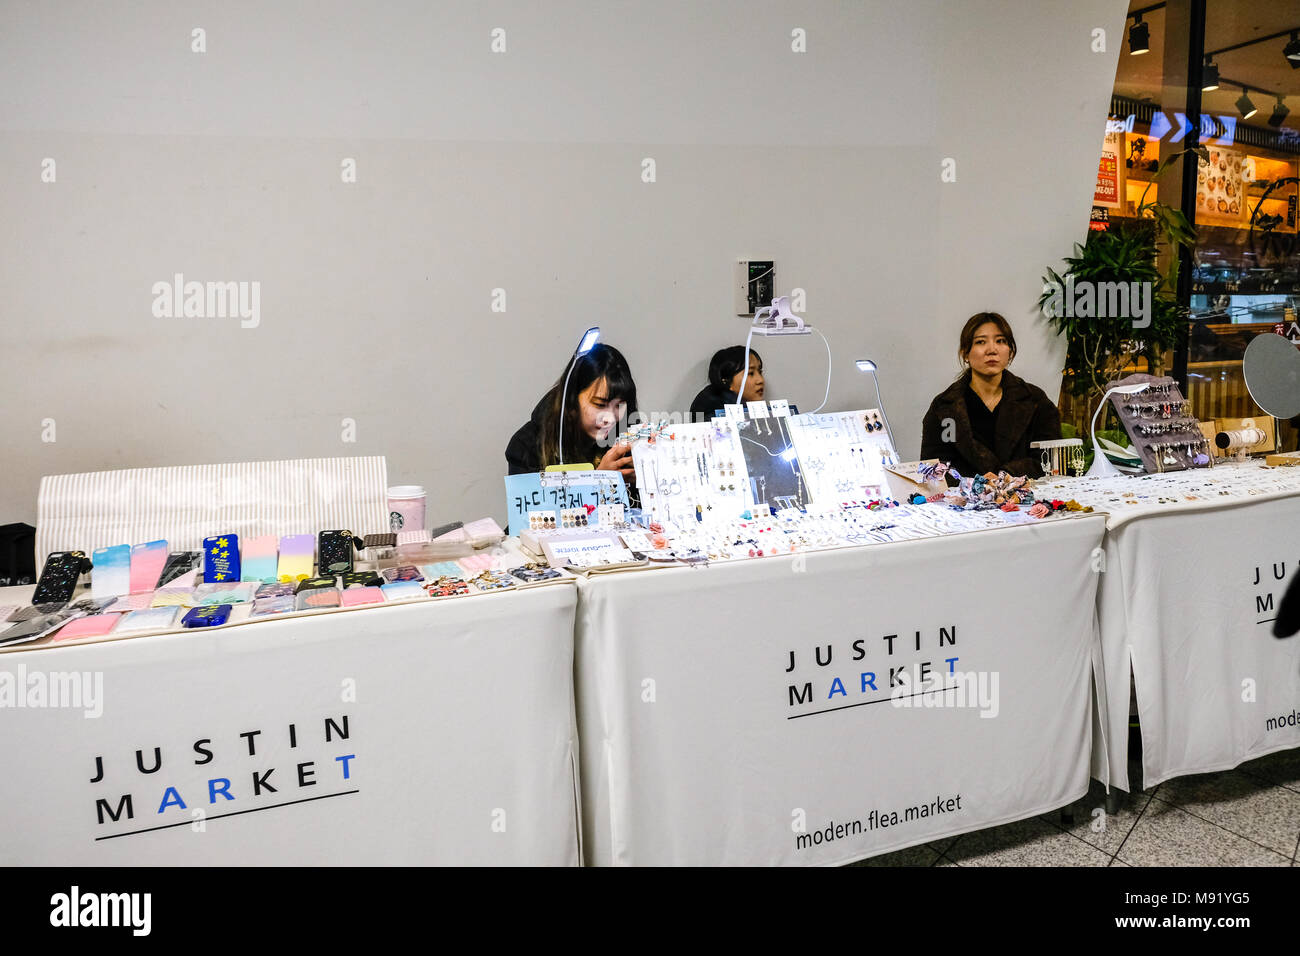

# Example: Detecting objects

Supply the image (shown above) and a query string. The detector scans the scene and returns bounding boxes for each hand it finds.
[597,442,634,478]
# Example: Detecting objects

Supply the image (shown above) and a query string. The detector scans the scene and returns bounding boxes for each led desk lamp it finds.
[555,326,601,468]
[1087,382,1150,477]
[854,359,897,455]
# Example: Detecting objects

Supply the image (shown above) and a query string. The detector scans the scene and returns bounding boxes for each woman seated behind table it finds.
[689,346,764,420]
[920,312,1060,479]
[505,343,639,481]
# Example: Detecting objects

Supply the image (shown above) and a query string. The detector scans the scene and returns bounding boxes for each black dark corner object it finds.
[0,522,36,587]
[1274,571,1300,638]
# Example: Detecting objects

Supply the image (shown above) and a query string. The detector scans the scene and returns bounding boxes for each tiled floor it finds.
[850,747,1300,867]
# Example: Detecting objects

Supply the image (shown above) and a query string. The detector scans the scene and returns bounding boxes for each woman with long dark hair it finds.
[505,343,639,477]
[689,346,764,420]
[920,312,1060,478]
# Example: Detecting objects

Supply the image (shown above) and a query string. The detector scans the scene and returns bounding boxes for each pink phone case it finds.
[341,586,384,607]
[129,540,169,594]
[52,614,121,641]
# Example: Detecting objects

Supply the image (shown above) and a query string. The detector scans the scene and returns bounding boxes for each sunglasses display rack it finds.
[1107,373,1214,474]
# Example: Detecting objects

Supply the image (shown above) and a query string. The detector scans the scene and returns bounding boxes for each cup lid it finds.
[388,485,426,498]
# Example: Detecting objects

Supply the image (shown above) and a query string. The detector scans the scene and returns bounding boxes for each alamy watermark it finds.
[0,665,103,718]
[1041,275,1151,329]
[890,667,999,718]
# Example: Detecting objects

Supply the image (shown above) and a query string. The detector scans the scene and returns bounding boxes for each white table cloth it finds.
[574,515,1108,866]
[1038,462,1300,791]
[0,582,581,865]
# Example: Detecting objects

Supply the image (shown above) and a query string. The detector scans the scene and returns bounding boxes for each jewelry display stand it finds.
[1106,373,1213,473]
[1030,439,1086,477]
[630,408,899,528]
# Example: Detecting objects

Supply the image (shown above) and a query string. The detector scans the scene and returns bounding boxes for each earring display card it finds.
[91,544,131,600]
[277,534,315,581]
[129,540,169,594]
[631,409,901,529]
[202,534,241,583]
[1107,373,1212,473]
[241,535,280,583]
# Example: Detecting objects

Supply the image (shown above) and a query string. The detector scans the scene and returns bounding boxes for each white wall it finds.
[0,0,1126,527]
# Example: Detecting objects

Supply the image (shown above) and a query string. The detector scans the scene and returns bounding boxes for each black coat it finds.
[689,385,737,421]
[919,370,1060,479]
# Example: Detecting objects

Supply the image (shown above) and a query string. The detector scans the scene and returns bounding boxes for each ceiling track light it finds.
[1129,14,1150,55]
[1236,87,1258,121]
[1285,31,1300,67]
[1269,95,1290,128]
[1202,57,1220,92]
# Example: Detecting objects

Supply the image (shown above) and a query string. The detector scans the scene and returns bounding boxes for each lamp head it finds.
[855,359,877,373]
[576,327,600,355]
[1109,382,1151,396]
[780,446,798,462]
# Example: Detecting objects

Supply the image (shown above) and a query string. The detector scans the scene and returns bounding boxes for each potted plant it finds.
[1039,147,1201,436]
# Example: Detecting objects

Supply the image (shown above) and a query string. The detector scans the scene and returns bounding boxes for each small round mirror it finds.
[1243,332,1300,419]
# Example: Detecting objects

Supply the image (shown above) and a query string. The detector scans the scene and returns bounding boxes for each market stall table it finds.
[573,513,1108,866]
[0,580,581,866]
[1037,461,1300,793]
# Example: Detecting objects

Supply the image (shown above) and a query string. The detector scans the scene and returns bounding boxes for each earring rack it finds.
[1106,373,1213,474]
[629,408,901,530]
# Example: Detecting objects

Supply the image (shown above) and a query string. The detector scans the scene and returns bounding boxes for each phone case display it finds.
[52,614,121,641]
[340,586,384,607]
[341,570,383,588]
[295,576,338,593]
[32,551,92,605]
[380,565,424,583]
[381,580,425,600]
[362,533,398,569]
[251,595,296,617]
[424,561,468,578]
[193,581,257,605]
[10,603,69,621]
[241,535,280,583]
[458,553,498,572]
[91,544,131,599]
[129,540,168,594]
[151,588,195,607]
[1108,374,1212,473]
[318,530,361,575]
[202,534,241,583]
[157,551,202,588]
[255,582,295,599]
[296,587,341,611]
[105,593,153,614]
[182,604,232,628]
[116,606,182,633]
[277,535,315,581]
[2,615,78,646]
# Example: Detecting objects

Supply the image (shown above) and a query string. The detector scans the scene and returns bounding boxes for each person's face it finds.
[578,377,626,442]
[964,322,1012,376]
[728,355,765,402]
